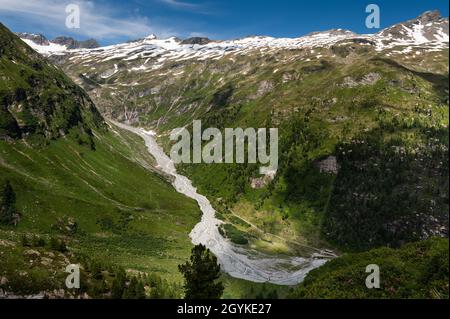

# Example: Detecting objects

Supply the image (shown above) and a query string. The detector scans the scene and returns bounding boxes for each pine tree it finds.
[135,280,146,299]
[178,244,224,299]
[122,277,136,299]
[111,267,126,299]
[0,180,17,225]
[267,289,279,299]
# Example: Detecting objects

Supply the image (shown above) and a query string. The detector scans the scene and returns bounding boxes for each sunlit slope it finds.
[0,124,201,277]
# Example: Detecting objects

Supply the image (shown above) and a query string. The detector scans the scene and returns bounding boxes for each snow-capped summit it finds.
[145,34,157,40]
[377,10,449,44]
[20,37,67,55]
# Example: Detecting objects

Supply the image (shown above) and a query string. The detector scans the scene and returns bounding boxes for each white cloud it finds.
[159,0,211,15]
[0,0,175,40]
[160,0,198,9]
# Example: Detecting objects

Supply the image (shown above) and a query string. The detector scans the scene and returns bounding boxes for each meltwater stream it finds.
[113,121,332,285]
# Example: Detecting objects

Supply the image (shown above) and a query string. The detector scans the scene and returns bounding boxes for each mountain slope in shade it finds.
[1,23,104,141]
[52,36,99,50]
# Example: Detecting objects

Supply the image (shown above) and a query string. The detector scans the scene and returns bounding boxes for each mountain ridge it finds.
[17,32,100,53]
[18,11,449,58]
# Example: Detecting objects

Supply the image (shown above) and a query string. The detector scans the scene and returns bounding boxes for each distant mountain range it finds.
[16,32,100,51]
[18,10,448,59]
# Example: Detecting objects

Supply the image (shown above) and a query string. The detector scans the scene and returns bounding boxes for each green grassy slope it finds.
[0,23,103,141]
[0,124,201,280]
[289,238,449,299]
[172,51,449,254]
[0,233,184,298]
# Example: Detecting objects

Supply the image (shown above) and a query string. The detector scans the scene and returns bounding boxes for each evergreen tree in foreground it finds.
[0,180,18,225]
[111,267,127,299]
[178,244,224,299]
[122,276,146,299]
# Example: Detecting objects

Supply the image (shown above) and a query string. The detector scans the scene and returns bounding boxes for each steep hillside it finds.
[289,238,449,299]
[35,11,449,254]
[0,23,103,143]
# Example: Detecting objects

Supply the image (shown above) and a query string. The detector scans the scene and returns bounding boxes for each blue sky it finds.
[0,0,448,45]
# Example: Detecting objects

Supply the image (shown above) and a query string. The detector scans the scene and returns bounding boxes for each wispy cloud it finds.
[0,0,175,40]
[188,31,213,38]
[158,0,212,15]
[160,0,200,9]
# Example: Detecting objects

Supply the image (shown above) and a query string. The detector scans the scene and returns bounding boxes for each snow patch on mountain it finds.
[21,38,67,55]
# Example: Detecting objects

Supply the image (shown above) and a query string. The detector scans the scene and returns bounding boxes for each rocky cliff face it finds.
[51,36,99,49]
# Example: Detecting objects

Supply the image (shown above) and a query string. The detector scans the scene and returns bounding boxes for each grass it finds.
[0,124,201,283]
[221,273,290,299]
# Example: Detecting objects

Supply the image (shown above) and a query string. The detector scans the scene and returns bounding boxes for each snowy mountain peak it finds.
[16,32,49,46]
[377,11,449,44]
[417,10,444,24]
[145,34,157,40]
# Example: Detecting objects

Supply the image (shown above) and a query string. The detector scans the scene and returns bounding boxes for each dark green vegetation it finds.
[0,23,103,142]
[0,180,19,225]
[219,223,249,245]
[0,233,181,298]
[324,127,448,250]
[178,244,224,299]
[290,238,449,299]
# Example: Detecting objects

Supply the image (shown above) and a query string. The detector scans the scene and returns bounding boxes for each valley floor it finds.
[113,121,336,285]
